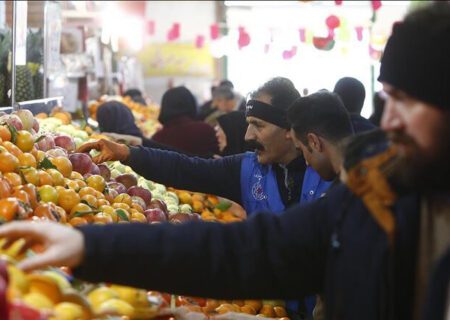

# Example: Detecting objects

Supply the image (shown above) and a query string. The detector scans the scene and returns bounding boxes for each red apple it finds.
[14,109,34,131]
[45,147,68,158]
[127,186,152,206]
[168,213,197,223]
[98,164,111,181]
[69,153,93,175]
[115,174,137,190]
[36,135,55,152]
[148,199,168,214]
[32,118,39,133]
[0,114,23,131]
[54,134,76,152]
[107,181,127,194]
[144,208,167,223]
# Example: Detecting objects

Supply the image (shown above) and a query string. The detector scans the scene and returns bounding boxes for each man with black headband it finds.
[1,3,449,320]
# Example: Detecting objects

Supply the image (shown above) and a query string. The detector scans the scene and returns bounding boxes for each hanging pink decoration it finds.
[210,23,220,40]
[195,35,205,49]
[299,28,306,43]
[369,44,382,60]
[146,20,155,36]
[326,15,341,30]
[335,0,343,5]
[371,0,382,11]
[238,27,251,49]
[282,46,297,60]
[264,44,270,54]
[355,26,364,41]
[167,23,180,41]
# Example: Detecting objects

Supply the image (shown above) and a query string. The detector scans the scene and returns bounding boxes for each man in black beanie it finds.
[0,3,448,320]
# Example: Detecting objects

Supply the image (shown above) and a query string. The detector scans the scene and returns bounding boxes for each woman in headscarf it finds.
[215,111,249,156]
[153,86,219,156]
[96,101,183,153]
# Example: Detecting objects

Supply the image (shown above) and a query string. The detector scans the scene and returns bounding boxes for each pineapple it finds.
[26,29,43,100]
[12,65,35,102]
[0,31,11,106]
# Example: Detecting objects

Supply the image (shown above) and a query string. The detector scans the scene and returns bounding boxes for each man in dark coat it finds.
[0,3,449,320]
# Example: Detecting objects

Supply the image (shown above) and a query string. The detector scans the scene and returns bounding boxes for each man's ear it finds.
[307,133,323,152]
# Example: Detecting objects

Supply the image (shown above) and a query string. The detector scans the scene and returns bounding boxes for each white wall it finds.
[142,1,217,105]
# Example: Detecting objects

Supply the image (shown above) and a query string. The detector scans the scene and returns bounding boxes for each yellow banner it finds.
[137,43,214,77]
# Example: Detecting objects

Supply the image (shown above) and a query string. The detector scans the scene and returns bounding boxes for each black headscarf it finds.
[96,101,143,138]
[158,86,197,125]
[333,77,366,114]
[217,111,248,156]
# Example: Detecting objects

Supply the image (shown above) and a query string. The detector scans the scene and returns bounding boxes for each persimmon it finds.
[49,157,72,178]
[18,153,37,168]
[93,212,114,224]
[0,125,11,142]
[0,198,20,221]
[15,131,34,152]
[37,170,53,186]
[2,141,23,158]
[57,188,80,213]
[80,194,97,208]
[17,167,39,185]
[0,148,19,173]
[86,175,106,192]
[15,184,39,209]
[34,203,60,221]
[0,177,12,198]
[46,169,64,186]
[4,172,22,187]
[68,217,88,227]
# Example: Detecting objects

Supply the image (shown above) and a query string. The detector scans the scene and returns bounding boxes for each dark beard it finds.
[385,131,450,195]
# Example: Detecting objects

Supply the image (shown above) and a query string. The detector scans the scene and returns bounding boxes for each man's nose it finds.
[244,126,256,141]
[381,98,404,132]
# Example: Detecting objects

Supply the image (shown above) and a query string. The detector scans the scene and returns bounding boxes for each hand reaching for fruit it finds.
[0,221,84,271]
[76,139,130,164]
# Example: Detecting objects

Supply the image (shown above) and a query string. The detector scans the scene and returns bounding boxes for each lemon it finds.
[23,292,54,310]
[7,265,29,294]
[110,285,148,307]
[42,271,71,290]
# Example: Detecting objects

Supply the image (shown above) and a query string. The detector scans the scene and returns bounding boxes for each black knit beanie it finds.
[378,3,450,110]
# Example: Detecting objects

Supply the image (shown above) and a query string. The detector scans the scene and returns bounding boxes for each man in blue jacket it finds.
[1,3,448,320]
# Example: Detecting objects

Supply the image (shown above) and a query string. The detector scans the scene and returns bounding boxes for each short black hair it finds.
[250,77,301,112]
[213,85,234,100]
[288,90,353,145]
[333,77,366,114]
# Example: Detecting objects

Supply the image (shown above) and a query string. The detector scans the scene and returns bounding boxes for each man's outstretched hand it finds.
[0,221,85,272]
[76,139,130,164]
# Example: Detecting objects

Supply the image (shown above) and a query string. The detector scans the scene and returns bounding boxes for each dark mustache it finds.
[387,132,417,146]
[245,140,265,151]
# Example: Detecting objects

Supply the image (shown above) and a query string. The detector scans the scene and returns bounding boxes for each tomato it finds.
[49,157,72,178]
[15,130,34,152]
[0,198,20,221]
[86,175,106,192]
[57,188,80,213]
[0,125,11,142]
[38,185,58,203]
[0,148,19,173]
[17,153,37,168]
[37,170,53,186]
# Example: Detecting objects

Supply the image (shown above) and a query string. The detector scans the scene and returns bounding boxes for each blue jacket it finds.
[126,147,328,216]
[74,185,446,320]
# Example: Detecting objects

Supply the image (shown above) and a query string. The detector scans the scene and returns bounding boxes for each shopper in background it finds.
[369,91,386,126]
[123,88,147,106]
[96,101,185,153]
[1,4,448,320]
[333,77,375,133]
[204,84,238,127]
[198,79,234,122]
[287,90,354,184]
[215,111,249,156]
[152,86,219,157]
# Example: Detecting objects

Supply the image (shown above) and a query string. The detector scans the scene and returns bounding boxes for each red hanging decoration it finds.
[238,27,251,49]
[282,46,297,60]
[371,0,382,11]
[299,28,306,43]
[326,15,341,30]
[355,26,364,41]
[195,35,205,49]
[335,0,343,5]
[210,23,220,40]
[167,23,180,42]
[146,20,155,36]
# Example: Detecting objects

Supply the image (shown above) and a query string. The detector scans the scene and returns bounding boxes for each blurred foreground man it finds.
[0,3,449,320]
